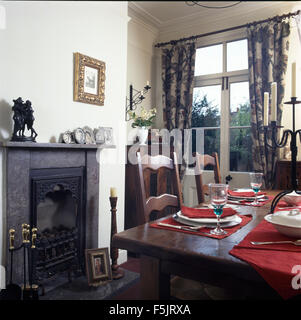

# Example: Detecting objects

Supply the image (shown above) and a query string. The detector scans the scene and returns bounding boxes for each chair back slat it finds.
[136,151,183,224]
[146,194,179,215]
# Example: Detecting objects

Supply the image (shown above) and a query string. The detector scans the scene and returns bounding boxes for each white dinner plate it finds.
[176,210,241,224]
[233,188,254,192]
[173,212,242,228]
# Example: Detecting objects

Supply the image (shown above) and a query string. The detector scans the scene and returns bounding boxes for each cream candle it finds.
[271,82,277,122]
[264,92,269,126]
[292,62,296,97]
[110,187,117,197]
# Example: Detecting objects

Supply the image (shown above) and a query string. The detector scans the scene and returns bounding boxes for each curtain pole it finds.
[155,10,300,48]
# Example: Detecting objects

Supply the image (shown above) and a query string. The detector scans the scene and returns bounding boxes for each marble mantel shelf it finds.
[0,141,116,150]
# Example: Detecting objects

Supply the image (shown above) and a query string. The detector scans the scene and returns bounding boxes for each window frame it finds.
[191,30,251,177]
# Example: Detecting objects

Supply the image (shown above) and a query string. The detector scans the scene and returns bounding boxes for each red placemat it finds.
[150,214,252,239]
[229,219,301,300]
[181,205,237,219]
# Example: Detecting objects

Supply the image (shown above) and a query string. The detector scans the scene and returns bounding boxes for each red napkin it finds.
[229,220,301,300]
[150,215,252,240]
[276,200,301,208]
[228,190,266,197]
[181,205,237,219]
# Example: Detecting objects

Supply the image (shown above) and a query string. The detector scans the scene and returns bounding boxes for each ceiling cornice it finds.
[128,5,159,37]
[128,2,161,28]
[129,1,299,40]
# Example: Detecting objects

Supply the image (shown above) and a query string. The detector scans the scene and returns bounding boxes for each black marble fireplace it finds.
[1,142,108,288]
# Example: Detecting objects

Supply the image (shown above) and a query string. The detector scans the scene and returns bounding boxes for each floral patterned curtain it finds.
[162,42,196,130]
[248,20,290,189]
[161,42,196,180]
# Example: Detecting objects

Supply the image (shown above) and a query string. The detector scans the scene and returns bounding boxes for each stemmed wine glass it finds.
[209,183,229,235]
[249,172,263,205]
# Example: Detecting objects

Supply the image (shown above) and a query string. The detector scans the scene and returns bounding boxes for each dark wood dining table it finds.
[112,190,287,299]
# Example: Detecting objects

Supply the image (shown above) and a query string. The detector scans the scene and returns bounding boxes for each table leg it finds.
[140,255,170,299]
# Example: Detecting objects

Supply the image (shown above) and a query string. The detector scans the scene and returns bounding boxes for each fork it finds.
[251,240,301,246]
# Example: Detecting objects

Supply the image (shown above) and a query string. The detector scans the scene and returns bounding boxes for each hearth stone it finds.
[0,142,110,287]
[39,268,139,300]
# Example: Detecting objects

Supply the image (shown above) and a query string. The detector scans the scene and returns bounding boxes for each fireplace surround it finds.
[1,141,112,288]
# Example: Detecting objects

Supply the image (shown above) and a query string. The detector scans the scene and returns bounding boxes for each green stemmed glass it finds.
[209,183,229,236]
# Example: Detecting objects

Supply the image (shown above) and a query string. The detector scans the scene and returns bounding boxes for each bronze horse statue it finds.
[11,97,38,142]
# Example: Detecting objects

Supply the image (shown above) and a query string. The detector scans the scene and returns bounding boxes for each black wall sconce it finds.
[126,82,151,121]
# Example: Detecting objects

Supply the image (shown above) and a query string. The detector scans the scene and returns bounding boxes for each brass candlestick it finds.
[109,196,124,280]
[9,229,15,250]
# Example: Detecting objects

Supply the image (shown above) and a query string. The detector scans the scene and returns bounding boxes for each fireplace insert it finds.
[30,167,86,289]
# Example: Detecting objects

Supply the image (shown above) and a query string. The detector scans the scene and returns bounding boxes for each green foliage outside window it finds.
[191,93,253,172]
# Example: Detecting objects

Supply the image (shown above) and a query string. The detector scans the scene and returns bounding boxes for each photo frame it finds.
[103,127,114,145]
[94,127,106,145]
[85,248,112,287]
[74,52,106,106]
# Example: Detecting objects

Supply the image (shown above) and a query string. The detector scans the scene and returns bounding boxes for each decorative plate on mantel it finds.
[62,131,75,144]
[83,126,96,144]
[74,128,86,144]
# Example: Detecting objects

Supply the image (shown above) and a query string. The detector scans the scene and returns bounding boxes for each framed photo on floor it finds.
[74,52,106,106]
[85,247,112,286]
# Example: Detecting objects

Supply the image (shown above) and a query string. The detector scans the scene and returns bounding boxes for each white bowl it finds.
[265,210,301,238]
[282,191,301,206]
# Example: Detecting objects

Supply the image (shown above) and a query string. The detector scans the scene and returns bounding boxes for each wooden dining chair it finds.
[136,151,183,225]
[194,152,221,204]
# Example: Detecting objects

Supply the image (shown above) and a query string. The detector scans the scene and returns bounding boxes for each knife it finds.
[157,222,211,235]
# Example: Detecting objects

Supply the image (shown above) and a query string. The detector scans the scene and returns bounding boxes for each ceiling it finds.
[128,1,300,39]
[129,1,251,25]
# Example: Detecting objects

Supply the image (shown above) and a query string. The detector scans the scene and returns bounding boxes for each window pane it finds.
[230,82,250,127]
[192,85,221,127]
[230,128,253,172]
[191,128,220,168]
[227,39,248,72]
[195,44,223,76]
[204,129,220,160]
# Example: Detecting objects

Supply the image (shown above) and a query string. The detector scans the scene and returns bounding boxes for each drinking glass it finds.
[209,183,229,235]
[249,172,263,205]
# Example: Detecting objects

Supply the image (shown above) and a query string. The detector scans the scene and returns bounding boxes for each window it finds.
[192,37,253,180]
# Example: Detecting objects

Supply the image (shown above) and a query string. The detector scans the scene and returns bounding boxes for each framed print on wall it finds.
[74,52,106,106]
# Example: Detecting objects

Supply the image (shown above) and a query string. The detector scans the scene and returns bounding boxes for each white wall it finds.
[0,1,129,287]
[126,14,159,143]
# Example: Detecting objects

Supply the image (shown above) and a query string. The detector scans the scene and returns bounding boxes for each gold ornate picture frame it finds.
[85,248,112,287]
[74,52,106,106]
